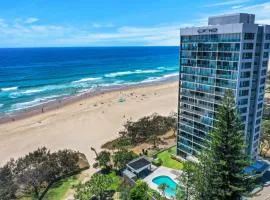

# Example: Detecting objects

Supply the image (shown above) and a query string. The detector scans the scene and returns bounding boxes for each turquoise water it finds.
[152,175,177,197]
[0,47,178,114]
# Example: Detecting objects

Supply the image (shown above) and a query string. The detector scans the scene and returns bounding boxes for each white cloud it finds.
[91,23,115,28]
[232,5,243,9]
[1,1,270,47]
[24,17,39,24]
[0,18,8,28]
[206,0,250,7]
[224,2,270,24]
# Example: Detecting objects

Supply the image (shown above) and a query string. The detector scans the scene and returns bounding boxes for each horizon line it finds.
[0,45,179,49]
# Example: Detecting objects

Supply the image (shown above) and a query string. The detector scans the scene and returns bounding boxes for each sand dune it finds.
[0,82,178,171]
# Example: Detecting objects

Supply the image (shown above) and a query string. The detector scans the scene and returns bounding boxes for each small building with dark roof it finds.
[123,156,153,184]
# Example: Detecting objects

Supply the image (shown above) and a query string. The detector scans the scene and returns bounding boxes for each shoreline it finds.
[0,80,178,167]
[0,77,178,125]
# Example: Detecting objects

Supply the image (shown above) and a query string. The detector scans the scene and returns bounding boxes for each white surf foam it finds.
[1,87,18,92]
[10,99,46,111]
[22,89,43,94]
[98,80,125,87]
[163,72,179,78]
[9,94,69,112]
[72,77,102,83]
[104,69,162,78]
[0,104,3,108]
[157,66,178,71]
[141,72,179,84]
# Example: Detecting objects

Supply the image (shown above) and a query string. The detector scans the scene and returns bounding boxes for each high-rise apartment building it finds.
[177,13,270,160]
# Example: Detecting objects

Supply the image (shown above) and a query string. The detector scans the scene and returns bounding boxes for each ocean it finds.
[0,47,179,114]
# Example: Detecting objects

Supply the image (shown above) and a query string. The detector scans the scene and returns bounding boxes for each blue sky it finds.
[0,0,269,47]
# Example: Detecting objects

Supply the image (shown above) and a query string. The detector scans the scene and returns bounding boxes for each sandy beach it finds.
[0,81,178,170]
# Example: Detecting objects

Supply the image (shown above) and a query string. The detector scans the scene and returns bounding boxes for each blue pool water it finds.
[152,175,177,197]
[0,47,179,114]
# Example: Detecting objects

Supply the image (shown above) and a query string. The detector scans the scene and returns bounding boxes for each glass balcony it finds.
[217,57,239,61]
[218,47,240,51]
[179,117,213,132]
[216,73,238,80]
[180,98,216,111]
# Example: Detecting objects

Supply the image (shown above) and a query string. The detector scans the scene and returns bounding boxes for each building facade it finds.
[177,13,270,160]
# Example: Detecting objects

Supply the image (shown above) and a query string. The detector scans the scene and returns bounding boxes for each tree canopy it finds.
[0,147,80,199]
[129,180,150,200]
[96,150,111,170]
[75,173,113,200]
[121,113,177,144]
[112,149,136,171]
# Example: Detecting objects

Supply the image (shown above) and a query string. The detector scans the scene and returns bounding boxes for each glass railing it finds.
[181,47,197,51]
[197,64,217,69]
[217,57,239,61]
[178,143,193,153]
[197,48,217,51]
[181,76,216,85]
[182,38,240,43]
[182,47,240,52]
[217,65,238,71]
[180,105,208,116]
[216,73,238,80]
[181,92,214,104]
[215,81,236,89]
[218,47,240,51]
[180,98,215,111]
[179,118,213,132]
[180,112,214,126]
[197,56,217,60]
[182,56,197,59]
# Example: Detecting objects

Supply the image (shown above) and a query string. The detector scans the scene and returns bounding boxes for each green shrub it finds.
[152,158,162,166]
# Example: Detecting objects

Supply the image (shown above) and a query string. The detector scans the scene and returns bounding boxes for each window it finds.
[239,107,247,114]
[263,61,268,67]
[240,71,251,78]
[254,134,260,142]
[264,52,269,58]
[259,94,264,101]
[265,43,270,49]
[238,99,248,105]
[260,78,266,85]
[266,34,270,40]
[244,33,255,40]
[261,69,267,76]
[256,119,261,125]
[257,111,262,117]
[255,126,260,133]
[239,90,249,96]
[240,81,250,87]
[242,52,253,59]
[258,102,263,109]
[241,62,252,69]
[259,86,265,93]
[243,43,254,50]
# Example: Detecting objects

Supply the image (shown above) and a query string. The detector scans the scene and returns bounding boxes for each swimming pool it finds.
[152,175,177,197]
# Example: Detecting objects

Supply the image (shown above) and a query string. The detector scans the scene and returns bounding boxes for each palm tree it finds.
[90,146,98,158]
[149,135,159,149]
[158,183,168,199]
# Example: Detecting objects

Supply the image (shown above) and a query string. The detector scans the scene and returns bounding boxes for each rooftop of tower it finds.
[208,13,255,25]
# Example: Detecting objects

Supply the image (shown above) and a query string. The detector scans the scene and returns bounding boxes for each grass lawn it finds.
[107,171,122,190]
[43,175,79,200]
[42,171,121,200]
[157,146,183,170]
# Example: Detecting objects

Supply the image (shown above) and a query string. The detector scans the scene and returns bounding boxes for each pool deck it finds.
[143,166,181,198]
